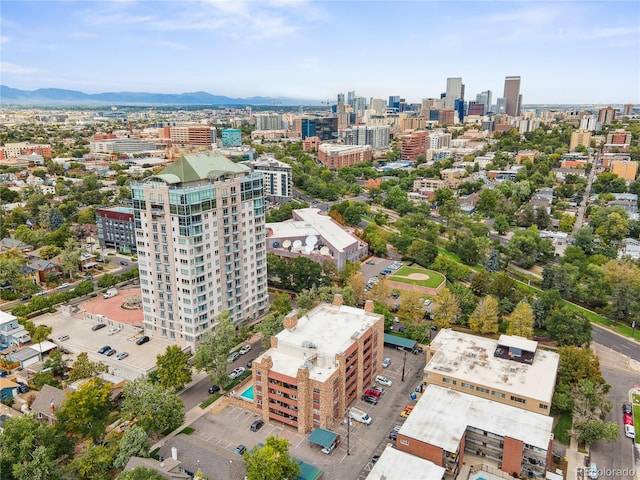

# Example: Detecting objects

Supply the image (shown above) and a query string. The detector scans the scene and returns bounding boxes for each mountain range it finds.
[0,85,320,106]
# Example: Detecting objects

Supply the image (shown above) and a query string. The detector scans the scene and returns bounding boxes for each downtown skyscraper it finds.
[131,152,269,350]
[503,76,522,117]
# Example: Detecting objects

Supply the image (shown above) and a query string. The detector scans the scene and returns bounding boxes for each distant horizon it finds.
[1,1,639,104]
[0,85,635,109]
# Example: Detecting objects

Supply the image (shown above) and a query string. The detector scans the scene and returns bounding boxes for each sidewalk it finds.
[565,436,587,480]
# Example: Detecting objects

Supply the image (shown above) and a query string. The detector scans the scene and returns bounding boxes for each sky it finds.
[1,1,639,104]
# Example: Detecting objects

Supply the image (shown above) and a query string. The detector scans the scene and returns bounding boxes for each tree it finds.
[270,292,292,317]
[59,238,81,279]
[559,213,576,233]
[347,272,366,307]
[603,259,640,324]
[431,255,471,282]
[32,370,61,390]
[121,378,185,435]
[575,418,619,446]
[468,296,500,334]
[470,270,491,296]
[49,208,65,231]
[244,435,301,480]
[506,226,554,269]
[114,426,150,468]
[493,215,510,235]
[39,245,62,260]
[448,282,477,320]
[0,249,25,287]
[117,467,166,480]
[42,348,66,377]
[56,377,113,441]
[68,352,108,381]
[506,300,534,338]
[193,310,236,387]
[255,314,284,349]
[534,206,551,230]
[546,307,591,346]
[12,445,63,480]
[156,345,192,391]
[433,288,461,329]
[406,239,438,268]
[398,290,425,327]
[70,443,118,480]
[0,414,72,480]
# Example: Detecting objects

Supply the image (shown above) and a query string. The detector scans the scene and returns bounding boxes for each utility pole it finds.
[401,350,407,382]
[346,409,350,455]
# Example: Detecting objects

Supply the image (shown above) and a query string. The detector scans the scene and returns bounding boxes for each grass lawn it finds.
[633,393,640,444]
[554,413,572,446]
[391,266,445,288]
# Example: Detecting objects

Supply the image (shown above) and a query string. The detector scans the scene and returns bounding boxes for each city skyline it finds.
[1,1,639,104]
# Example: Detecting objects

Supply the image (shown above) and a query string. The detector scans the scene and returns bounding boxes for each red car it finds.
[623,413,634,426]
[364,388,381,398]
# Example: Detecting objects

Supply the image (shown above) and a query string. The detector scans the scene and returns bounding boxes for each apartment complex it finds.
[95,207,137,254]
[131,152,269,350]
[90,137,158,154]
[392,330,559,477]
[0,142,51,159]
[341,125,390,150]
[220,129,242,147]
[243,157,292,201]
[569,130,591,151]
[398,130,429,161]
[254,113,283,131]
[252,297,384,434]
[317,144,372,170]
[170,125,214,146]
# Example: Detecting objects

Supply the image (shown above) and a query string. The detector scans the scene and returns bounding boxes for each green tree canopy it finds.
[56,377,113,441]
[505,300,534,338]
[468,295,500,334]
[121,378,185,435]
[193,310,236,386]
[155,345,192,391]
[244,435,301,480]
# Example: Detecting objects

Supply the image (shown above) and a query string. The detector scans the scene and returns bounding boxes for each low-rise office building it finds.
[252,297,384,434]
[266,208,368,269]
[96,207,137,254]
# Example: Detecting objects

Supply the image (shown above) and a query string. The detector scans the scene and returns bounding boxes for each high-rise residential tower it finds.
[131,152,269,350]
[503,76,522,117]
[475,90,492,114]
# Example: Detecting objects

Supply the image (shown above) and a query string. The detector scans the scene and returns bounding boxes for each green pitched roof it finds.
[152,152,249,184]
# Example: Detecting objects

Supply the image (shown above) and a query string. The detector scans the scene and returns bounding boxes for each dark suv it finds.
[136,335,150,345]
[361,394,378,405]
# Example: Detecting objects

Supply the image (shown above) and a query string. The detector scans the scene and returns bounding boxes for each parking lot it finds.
[190,345,427,479]
[31,308,173,380]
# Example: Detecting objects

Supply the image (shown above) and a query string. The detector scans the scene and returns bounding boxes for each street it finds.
[592,324,640,362]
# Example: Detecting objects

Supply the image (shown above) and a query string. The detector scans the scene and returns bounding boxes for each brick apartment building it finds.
[317,144,372,170]
[252,297,384,434]
[0,142,51,160]
[397,130,429,162]
[96,207,137,254]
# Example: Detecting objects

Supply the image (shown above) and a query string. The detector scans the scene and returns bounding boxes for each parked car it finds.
[104,348,116,356]
[115,352,129,361]
[321,442,337,455]
[625,424,636,439]
[623,413,634,425]
[246,360,253,369]
[58,283,70,289]
[361,394,378,405]
[369,386,384,395]
[239,345,252,355]
[423,299,432,307]
[56,334,70,342]
[229,367,245,380]
[388,431,398,440]
[372,455,380,464]
[382,358,391,368]
[17,382,29,394]
[208,385,221,394]
[227,352,240,363]
[391,292,400,299]
[136,335,150,345]
[364,388,381,398]
[400,405,414,418]
[107,328,121,336]
[92,323,106,331]
[623,403,633,415]
[233,445,246,455]
[375,375,392,387]
[20,295,32,301]
[397,326,407,333]
[97,345,111,355]
[250,419,264,432]
[120,260,129,266]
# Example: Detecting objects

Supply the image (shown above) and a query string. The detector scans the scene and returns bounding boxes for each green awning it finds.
[383,333,417,349]
[296,458,323,480]
[308,428,339,448]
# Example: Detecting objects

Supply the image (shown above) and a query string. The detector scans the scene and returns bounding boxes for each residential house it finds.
[30,384,66,424]
[0,311,31,347]
[23,258,61,284]
[0,378,19,402]
[618,238,640,260]
[0,238,33,253]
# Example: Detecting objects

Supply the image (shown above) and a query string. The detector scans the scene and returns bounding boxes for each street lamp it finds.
[401,349,407,382]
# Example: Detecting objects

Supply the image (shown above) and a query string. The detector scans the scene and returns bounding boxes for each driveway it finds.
[189,345,426,479]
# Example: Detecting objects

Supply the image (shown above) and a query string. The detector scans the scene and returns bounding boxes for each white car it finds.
[239,345,252,355]
[229,367,246,380]
[107,328,121,336]
[58,283,70,289]
[625,424,636,439]
[376,375,392,387]
[382,358,391,368]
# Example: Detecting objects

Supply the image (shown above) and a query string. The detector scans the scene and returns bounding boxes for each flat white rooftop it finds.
[265,303,382,381]
[267,208,361,253]
[365,444,445,480]
[426,329,559,405]
[400,384,554,453]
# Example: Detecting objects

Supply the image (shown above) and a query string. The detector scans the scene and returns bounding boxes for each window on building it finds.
[510,395,526,404]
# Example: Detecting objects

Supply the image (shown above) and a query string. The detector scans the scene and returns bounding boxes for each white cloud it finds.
[0,35,9,44]
[1,62,39,74]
